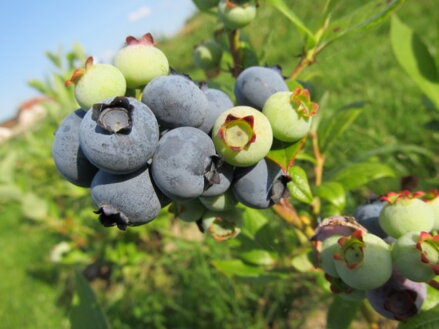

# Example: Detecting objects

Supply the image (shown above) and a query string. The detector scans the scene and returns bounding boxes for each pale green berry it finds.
[193,40,223,71]
[200,209,243,241]
[262,89,318,142]
[379,191,434,238]
[217,0,257,30]
[66,57,126,110]
[320,235,342,278]
[114,33,169,88]
[199,190,237,212]
[212,106,273,167]
[392,231,439,282]
[334,231,392,290]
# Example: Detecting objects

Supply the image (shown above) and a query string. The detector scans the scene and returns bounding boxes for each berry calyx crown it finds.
[333,230,365,270]
[290,88,319,118]
[380,190,424,204]
[218,114,256,151]
[125,33,156,46]
[416,232,439,275]
[65,56,94,87]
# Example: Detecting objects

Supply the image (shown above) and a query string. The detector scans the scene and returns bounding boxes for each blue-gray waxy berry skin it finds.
[234,66,288,110]
[201,162,234,197]
[151,127,216,200]
[141,75,208,129]
[354,201,387,239]
[79,97,159,175]
[52,109,98,187]
[232,159,282,209]
[198,88,234,134]
[91,167,165,228]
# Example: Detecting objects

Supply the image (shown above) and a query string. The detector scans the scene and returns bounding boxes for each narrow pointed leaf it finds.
[315,181,346,210]
[70,272,111,329]
[266,138,306,173]
[398,306,439,329]
[266,0,315,43]
[327,297,361,329]
[391,15,439,108]
[323,0,406,45]
[331,162,395,190]
[288,166,313,204]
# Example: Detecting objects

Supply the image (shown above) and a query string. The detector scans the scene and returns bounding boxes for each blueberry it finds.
[353,200,387,239]
[91,167,167,230]
[366,270,426,321]
[198,87,234,134]
[232,158,288,209]
[79,97,159,174]
[52,109,98,187]
[234,66,288,110]
[141,74,208,129]
[151,127,216,200]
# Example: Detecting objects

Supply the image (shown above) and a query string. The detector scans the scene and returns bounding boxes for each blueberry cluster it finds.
[53,33,319,239]
[313,190,439,321]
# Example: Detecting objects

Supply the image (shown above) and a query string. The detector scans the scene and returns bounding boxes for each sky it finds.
[0,0,196,122]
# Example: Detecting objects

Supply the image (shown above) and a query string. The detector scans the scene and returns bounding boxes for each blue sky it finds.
[0,0,196,122]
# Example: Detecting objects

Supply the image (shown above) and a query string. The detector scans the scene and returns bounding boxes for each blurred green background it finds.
[0,1,437,328]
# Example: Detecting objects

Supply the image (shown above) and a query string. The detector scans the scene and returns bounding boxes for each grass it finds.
[0,203,68,329]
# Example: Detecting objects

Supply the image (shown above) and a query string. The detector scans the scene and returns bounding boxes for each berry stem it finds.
[310,130,325,217]
[228,29,243,77]
[360,300,380,329]
[427,280,439,291]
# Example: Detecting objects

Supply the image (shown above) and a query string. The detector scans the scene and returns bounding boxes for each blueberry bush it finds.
[1,0,438,328]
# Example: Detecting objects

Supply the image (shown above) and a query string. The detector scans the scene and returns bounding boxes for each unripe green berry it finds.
[422,190,439,230]
[262,89,318,142]
[200,209,242,241]
[199,190,238,212]
[212,106,273,167]
[193,40,223,71]
[334,231,392,290]
[379,191,434,238]
[217,0,257,30]
[320,235,342,278]
[66,57,126,110]
[169,199,206,222]
[392,231,439,282]
[114,33,169,88]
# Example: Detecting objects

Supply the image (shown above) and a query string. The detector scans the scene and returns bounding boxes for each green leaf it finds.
[266,138,306,173]
[211,259,266,278]
[291,249,315,273]
[318,102,365,152]
[266,0,315,44]
[46,50,62,69]
[315,181,346,210]
[241,207,269,238]
[288,166,313,204]
[28,79,52,97]
[391,15,439,108]
[327,297,360,329]
[331,162,395,191]
[240,249,275,266]
[70,272,111,329]
[21,193,48,220]
[0,185,22,202]
[398,306,439,329]
[0,152,17,183]
[323,0,406,45]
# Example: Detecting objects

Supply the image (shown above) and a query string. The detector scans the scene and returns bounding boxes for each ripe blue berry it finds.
[79,97,159,174]
[91,167,167,230]
[151,127,216,200]
[234,66,288,110]
[142,74,208,129]
[52,109,98,187]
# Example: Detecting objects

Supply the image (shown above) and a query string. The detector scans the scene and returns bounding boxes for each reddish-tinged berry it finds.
[379,191,435,238]
[333,230,392,290]
[392,231,439,282]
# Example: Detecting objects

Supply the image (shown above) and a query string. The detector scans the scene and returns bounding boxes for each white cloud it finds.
[128,6,151,22]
